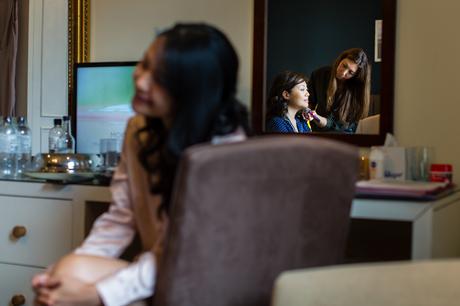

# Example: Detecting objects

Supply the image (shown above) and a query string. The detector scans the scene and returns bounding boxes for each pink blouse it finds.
[74,115,246,306]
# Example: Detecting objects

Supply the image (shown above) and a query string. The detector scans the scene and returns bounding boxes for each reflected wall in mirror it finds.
[252,0,396,146]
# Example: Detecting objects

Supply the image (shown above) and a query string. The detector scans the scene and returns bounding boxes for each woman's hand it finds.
[310,110,327,128]
[32,272,52,291]
[301,108,315,122]
[33,275,102,306]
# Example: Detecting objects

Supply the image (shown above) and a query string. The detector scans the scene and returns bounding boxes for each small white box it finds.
[380,147,406,180]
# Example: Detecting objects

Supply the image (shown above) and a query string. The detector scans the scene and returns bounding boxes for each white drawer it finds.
[0,263,44,306]
[0,195,72,267]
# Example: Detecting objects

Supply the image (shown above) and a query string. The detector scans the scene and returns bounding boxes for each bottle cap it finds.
[431,164,453,172]
[54,118,62,125]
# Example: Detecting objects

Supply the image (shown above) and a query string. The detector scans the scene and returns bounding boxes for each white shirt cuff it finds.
[95,252,156,306]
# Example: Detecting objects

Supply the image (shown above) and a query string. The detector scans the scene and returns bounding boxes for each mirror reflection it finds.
[264,0,383,135]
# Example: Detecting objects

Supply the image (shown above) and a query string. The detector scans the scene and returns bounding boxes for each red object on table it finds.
[430,164,453,183]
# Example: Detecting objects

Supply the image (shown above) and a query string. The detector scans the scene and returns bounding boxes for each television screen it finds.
[74,62,137,154]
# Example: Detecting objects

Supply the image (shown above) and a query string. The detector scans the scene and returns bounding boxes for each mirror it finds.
[252,0,396,146]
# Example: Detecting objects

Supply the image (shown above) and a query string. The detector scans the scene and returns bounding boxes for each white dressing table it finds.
[2,177,459,305]
[0,179,111,306]
[351,191,460,259]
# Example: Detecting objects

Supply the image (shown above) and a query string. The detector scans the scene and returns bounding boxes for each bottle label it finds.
[18,135,31,154]
[6,135,17,153]
[0,138,7,152]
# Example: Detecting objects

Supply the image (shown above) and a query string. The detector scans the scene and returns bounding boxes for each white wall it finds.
[90,0,253,106]
[394,0,460,184]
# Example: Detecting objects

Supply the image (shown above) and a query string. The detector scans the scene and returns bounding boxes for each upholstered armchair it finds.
[271,259,460,306]
[152,135,359,306]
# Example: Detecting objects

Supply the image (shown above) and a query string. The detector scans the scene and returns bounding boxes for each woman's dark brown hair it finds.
[326,48,371,123]
[136,23,250,215]
[266,70,308,120]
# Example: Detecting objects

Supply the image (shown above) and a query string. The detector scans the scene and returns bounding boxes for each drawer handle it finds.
[12,226,27,239]
[11,294,26,306]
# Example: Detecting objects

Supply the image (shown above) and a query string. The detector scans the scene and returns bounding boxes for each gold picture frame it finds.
[68,0,90,106]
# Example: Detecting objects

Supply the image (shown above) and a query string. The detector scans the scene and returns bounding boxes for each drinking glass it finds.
[406,146,434,181]
[100,138,119,169]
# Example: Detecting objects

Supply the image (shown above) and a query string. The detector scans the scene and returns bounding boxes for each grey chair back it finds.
[153,135,359,306]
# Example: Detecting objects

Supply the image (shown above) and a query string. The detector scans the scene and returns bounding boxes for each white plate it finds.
[23,172,95,182]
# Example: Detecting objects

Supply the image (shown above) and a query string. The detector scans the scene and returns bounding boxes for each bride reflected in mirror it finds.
[265,71,319,133]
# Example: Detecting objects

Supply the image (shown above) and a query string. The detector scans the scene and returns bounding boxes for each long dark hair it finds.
[327,48,371,123]
[266,70,308,120]
[136,23,249,215]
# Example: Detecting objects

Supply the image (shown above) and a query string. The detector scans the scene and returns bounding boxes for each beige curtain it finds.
[0,0,18,117]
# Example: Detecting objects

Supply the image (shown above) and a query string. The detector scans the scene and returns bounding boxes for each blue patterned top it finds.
[266,116,311,133]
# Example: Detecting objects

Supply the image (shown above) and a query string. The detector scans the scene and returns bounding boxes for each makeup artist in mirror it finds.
[308,48,371,134]
[265,71,316,133]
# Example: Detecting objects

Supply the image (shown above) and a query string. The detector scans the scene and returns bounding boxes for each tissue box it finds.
[380,147,406,180]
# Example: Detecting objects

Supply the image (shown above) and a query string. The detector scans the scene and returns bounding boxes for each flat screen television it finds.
[73,61,137,154]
